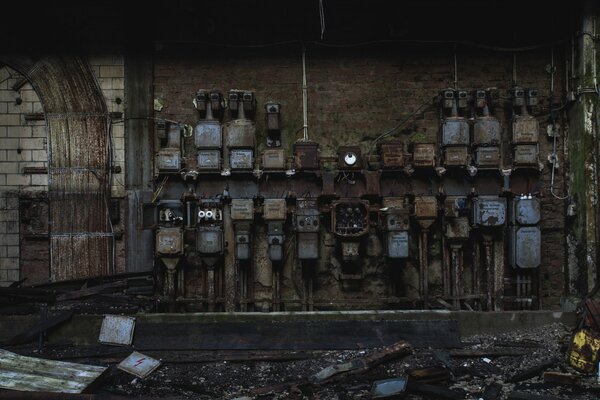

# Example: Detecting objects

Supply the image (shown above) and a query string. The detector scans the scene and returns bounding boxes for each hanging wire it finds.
[548,47,569,200]
[319,0,326,40]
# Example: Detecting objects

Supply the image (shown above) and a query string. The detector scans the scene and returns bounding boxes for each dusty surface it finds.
[57,322,595,399]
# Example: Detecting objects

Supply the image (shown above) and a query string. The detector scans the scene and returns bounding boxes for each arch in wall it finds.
[0,55,113,281]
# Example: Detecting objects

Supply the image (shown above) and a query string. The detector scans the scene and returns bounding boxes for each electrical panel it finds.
[473,196,506,227]
[332,201,369,237]
[444,146,469,167]
[381,200,410,259]
[197,150,221,170]
[267,221,285,261]
[231,199,254,221]
[195,120,222,148]
[472,90,501,169]
[510,196,541,269]
[440,89,469,167]
[265,102,281,131]
[293,141,320,170]
[156,228,184,255]
[510,86,539,168]
[296,198,319,260]
[230,149,254,170]
[235,223,252,260]
[412,143,436,168]
[197,227,223,255]
[156,148,181,173]
[442,119,469,146]
[263,199,287,220]
[444,196,470,240]
[414,196,438,219]
[378,141,405,169]
[474,146,501,168]
[262,149,286,170]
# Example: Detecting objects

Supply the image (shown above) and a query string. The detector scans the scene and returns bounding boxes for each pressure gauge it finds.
[344,152,357,166]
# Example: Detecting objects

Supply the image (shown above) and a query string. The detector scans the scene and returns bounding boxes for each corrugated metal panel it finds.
[0,56,113,281]
[0,348,107,393]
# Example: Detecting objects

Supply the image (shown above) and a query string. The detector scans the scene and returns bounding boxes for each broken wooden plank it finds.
[543,371,581,386]
[407,381,465,400]
[2,310,74,346]
[310,340,412,384]
[506,358,559,383]
[0,349,107,393]
[134,320,460,350]
[449,349,528,358]
[56,280,127,302]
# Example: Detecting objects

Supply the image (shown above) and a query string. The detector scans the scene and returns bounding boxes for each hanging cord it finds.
[370,99,433,148]
[319,0,326,40]
[548,47,569,200]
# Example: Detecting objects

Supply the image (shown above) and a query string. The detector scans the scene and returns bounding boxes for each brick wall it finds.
[0,56,126,286]
[154,45,568,307]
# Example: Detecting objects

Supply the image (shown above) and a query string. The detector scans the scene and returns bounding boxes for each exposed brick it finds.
[31,174,48,186]
[0,162,18,174]
[6,174,31,186]
[19,138,45,150]
[7,126,32,138]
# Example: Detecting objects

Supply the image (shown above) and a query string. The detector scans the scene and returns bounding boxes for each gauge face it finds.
[344,152,357,166]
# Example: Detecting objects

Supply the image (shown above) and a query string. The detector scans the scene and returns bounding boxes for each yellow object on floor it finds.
[568,328,600,373]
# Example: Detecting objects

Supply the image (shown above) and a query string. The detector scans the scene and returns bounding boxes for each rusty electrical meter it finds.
[472,196,507,227]
[509,195,541,269]
[510,86,540,168]
[231,199,254,260]
[296,198,320,260]
[472,89,502,169]
[196,199,224,256]
[156,227,184,256]
[338,146,363,170]
[444,196,470,240]
[197,150,220,171]
[378,141,405,169]
[414,196,438,220]
[225,90,256,171]
[440,89,469,167]
[293,141,320,170]
[156,124,182,173]
[262,149,286,170]
[332,200,369,261]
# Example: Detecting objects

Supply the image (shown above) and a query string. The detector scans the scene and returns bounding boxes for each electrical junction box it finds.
[265,102,281,131]
[473,117,501,145]
[444,196,469,218]
[445,217,470,240]
[443,146,469,167]
[156,228,183,255]
[386,231,409,258]
[510,226,541,268]
[230,149,254,170]
[262,149,286,170]
[297,232,319,260]
[414,196,438,219]
[296,209,320,233]
[412,143,436,167]
[513,144,539,166]
[379,141,405,169]
[197,227,223,255]
[473,196,506,227]
[156,149,181,173]
[263,199,287,220]
[384,210,410,231]
[267,221,285,261]
[225,119,256,148]
[442,118,470,146]
[194,120,222,148]
[475,146,501,168]
[338,146,363,169]
[513,197,541,225]
[293,141,319,170]
[235,227,251,260]
[197,150,220,170]
[512,116,539,143]
[231,199,254,221]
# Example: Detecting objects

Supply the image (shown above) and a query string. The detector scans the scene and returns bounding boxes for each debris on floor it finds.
[117,351,161,378]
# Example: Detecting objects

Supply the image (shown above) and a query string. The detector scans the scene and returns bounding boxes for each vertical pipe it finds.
[223,203,236,311]
[302,45,309,141]
[207,267,215,312]
[442,236,451,298]
[420,229,429,305]
[484,239,493,311]
[473,242,481,310]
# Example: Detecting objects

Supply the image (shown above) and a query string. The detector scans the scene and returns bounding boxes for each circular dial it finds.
[344,152,357,166]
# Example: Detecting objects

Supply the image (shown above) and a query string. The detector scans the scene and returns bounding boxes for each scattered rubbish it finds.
[117,351,161,378]
[99,314,136,346]
[450,349,527,358]
[0,348,107,393]
[482,357,492,363]
[371,377,408,398]
[506,358,559,383]
[480,382,502,400]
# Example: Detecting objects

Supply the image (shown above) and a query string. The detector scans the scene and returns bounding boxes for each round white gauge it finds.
[344,152,357,166]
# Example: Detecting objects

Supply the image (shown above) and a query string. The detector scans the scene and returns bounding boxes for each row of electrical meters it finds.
[156,195,541,269]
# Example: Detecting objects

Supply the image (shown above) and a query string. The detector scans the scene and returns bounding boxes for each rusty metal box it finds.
[230,149,254,170]
[474,117,501,145]
[443,146,469,166]
[197,150,220,170]
[338,146,363,169]
[225,119,256,148]
[414,196,438,219]
[156,149,181,172]
[262,149,286,170]
[293,141,319,170]
[263,199,287,220]
[156,227,183,255]
[296,209,320,233]
[379,141,405,169]
[513,144,538,166]
[265,102,281,130]
[197,227,223,254]
[512,116,539,143]
[194,120,222,148]
[442,118,470,146]
[475,146,501,167]
[445,217,470,240]
[297,232,319,259]
[412,143,436,167]
[444,196,468,218]
[510,226,541,268]
[235,227,251,260]
[513,197,541,225]
[386,231,409,258]
[473,196,506,227]
[231,199,254,220]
